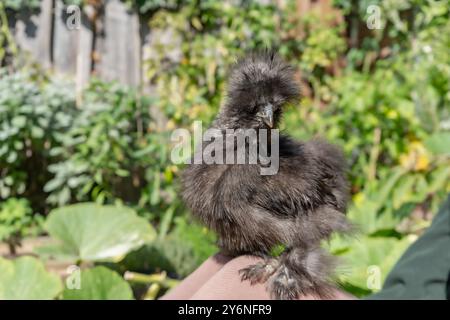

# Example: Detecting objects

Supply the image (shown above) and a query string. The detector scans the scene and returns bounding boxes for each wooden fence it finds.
[8,0,146,90]
[6,0,338,90]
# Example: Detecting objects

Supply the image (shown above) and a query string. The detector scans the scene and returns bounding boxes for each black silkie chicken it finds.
[182,52,351,299]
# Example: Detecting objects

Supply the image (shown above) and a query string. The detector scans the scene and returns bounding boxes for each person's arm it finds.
[369,194,450,300]
[161,254,354,300]
[160,253,231,300]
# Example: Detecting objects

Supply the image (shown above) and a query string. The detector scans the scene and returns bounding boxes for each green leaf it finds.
[31,126,44,139]
[0,256,62,300]
[392,174,417,210]
[424,132,450,155]
[43,178,64,192]
[428,165,450,193]
[270,243,286,257]
[62,266,133,300]
[37,203,156,263]
[348,200,400,235]
[11,115,26,128]
[150,171,160,205]
[158,205,175,241]
[339,236,414,292]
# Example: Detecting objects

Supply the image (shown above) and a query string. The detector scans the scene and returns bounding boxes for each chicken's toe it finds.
[239,259,279,285]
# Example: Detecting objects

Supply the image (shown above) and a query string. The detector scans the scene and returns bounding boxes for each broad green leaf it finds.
[427,165,450,193]
[150,171,160,205]
[339,236,415,292]
[43,178,64,192]
[349,168,408,234]
[31,126,44,139]
[37,203,156,263]
[11,115,26,128]
[0,256,62,300]
[158,205,176,241]
[392,174,417,210]
[62,266,133,300]
[424,132,450,155]
[348,200,401,235]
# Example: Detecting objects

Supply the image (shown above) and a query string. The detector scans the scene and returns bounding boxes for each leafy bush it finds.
[0,198,42,255]
[0,71,181,219]
[44,80,158,207]
[0,70,76,211]
[1,0,41,11]
[146,0,282,126]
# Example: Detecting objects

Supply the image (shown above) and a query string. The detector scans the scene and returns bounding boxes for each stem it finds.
[124,271,179,288]
[367,127,381,182]
[7,241,17,256]
[143,283,161,300]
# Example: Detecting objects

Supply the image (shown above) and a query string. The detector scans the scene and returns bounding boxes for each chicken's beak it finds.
[261,104,274,128]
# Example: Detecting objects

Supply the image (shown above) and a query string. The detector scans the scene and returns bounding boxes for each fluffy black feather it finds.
[182,51,351,299]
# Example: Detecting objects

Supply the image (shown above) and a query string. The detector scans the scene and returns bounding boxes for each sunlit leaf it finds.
[62,266,133,300]
[425,132,450,156]
[36,203,156,263]
[0,256,62,300]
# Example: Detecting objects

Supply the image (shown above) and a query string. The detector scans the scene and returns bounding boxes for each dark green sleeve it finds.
[368,194,450,300]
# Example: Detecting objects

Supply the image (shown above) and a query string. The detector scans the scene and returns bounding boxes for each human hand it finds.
[160,253,354,300]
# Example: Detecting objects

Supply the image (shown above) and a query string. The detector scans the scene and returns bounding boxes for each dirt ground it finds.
[0,236,72,277]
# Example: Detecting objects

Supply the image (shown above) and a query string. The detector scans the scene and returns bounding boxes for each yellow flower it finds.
[166,120,176,130]
[353,192,365,206]
[415,154,429,171]
[386,110,398,119]
[399,141,430,171]
[189,105,203,119]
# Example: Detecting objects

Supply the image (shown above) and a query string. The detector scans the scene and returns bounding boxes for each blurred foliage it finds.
[107,215,216,279]
[45,80,160,207]
[0,0,449,299]
[0,198,43,255]
[1,0,41,11]
[145,0,282,126]
[0,70,76,207]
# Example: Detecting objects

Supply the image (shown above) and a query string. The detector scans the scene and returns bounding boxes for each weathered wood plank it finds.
[75,11,94,95]
[96,0,141,86]
[14,0,53,69]
[52,1,93,102]
[53,0,78,74]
